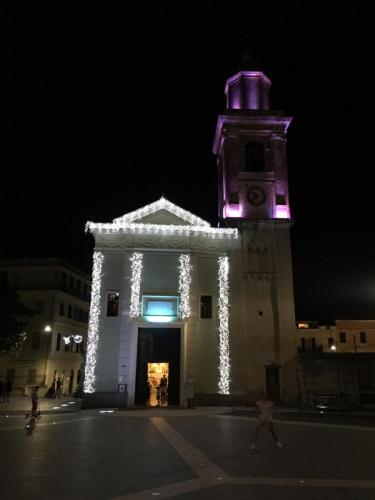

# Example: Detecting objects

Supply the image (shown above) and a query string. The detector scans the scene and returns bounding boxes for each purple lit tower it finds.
[213,69,297,401]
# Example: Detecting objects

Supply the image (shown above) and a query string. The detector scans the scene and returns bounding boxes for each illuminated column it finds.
[218,255,230,394]
[178,254,192,319]
[84,251,104,393]
[130,252,143,318]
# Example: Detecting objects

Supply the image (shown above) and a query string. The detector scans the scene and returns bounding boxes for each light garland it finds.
[63,335,83,345]
[218,256,230,394]
[113,196,210,227]
[84,251,104,394]
[178,254,192,319]
[86,221,238,239]
[130,252,143,318]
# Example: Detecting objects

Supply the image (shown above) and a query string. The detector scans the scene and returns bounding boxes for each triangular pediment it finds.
[113,197,210,227]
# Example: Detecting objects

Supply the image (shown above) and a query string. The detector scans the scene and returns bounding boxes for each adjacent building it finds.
[83,67,297,408]
[297,320,375,406]
[0,259,90,396]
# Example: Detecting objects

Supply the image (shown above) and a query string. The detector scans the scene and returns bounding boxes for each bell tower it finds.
[213,70,292,221]
[213,67,297,403]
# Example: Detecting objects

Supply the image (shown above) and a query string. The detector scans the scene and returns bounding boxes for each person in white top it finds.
[250,392,283,450]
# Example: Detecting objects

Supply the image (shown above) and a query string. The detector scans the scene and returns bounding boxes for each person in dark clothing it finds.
[5,378,12,402]
[31,386,39,417]
[0,378,5,403]
[56,377,62,398]
[146,380,151,407]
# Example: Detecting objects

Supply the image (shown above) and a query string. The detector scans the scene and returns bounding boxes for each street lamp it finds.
[43,325,52,386]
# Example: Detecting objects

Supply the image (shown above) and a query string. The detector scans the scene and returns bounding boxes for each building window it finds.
[56,333,61,351]
[300,337,306,351]
[244,141,264,172]
[31,332,41,350]
[60,303,65,316]
[68,305,72,318]
[79,309,84,322]
[35,301,44,314]
[62,272,67,288]
[27,369,36,384]
[107,292,120,317]
[65,339,71,352]
[328,337,334,348]
[84,284,88,299]
[75,342,80,353]
[77,280,81,292]
[200,295,213,319]
[360,331,367,343]
[69,276,74,288]
[340,332,346,343]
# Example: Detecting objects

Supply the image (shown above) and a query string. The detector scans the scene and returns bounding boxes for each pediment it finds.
[113,197,210,227]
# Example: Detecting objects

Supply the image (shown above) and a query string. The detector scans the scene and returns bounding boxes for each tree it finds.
[0,282,34,355]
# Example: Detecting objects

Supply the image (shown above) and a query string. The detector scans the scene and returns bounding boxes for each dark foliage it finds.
[0,282,34,355]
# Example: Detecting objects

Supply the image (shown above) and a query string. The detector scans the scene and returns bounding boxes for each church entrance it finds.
[148,362,169,407]
[135,328,180,406]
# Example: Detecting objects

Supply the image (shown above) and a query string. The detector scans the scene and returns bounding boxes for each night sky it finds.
[2,2,375,321]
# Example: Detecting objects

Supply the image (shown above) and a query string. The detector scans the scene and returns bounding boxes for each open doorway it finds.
[135,328,180,406]
[148,362,169,407]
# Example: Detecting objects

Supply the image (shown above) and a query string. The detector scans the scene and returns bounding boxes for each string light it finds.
[86,221,238,239]
[113,196,211,227]
[84,251,104,393]
[63,335,83,345]
[130,252,143,318]
[218,256,230,394]
[178,254,192,319]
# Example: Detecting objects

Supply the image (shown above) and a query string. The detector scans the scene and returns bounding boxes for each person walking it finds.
[30,386,39,417]
[250,392,283,450]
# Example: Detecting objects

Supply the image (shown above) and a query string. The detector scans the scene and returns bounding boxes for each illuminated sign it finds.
[142,296,178,323]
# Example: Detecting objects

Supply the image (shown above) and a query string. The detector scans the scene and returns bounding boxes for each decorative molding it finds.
[112,196,210,227]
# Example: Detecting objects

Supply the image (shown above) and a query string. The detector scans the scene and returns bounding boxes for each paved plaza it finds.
[0,400,375,499]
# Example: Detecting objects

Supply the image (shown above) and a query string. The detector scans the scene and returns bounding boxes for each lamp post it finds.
[43,325,52,386]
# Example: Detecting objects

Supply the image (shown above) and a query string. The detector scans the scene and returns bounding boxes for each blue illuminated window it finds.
[142,295,179,323]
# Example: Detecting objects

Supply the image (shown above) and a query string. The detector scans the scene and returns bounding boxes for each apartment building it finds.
[0,258,90,396]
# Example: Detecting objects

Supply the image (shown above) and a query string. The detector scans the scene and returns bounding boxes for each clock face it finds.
[247,186,266,206]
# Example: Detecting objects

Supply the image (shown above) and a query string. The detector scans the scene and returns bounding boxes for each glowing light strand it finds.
[113,196,210,227]
[218,256,230,394]
[130,252,143,318]
[178,254,192,319]
[84,251,104,393]
[86,221,238,239]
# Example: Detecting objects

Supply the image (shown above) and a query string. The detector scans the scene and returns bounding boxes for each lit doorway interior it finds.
[148,362,169,407]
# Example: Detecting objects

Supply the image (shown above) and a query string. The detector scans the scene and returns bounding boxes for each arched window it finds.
[245,142,264,172]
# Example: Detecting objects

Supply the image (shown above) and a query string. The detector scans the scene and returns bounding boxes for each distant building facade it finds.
[297,320,375,406]
[0,259,90,396]
[83,68,297,408]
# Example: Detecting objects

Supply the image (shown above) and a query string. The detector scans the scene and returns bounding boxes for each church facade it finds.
[83,68,297,408]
